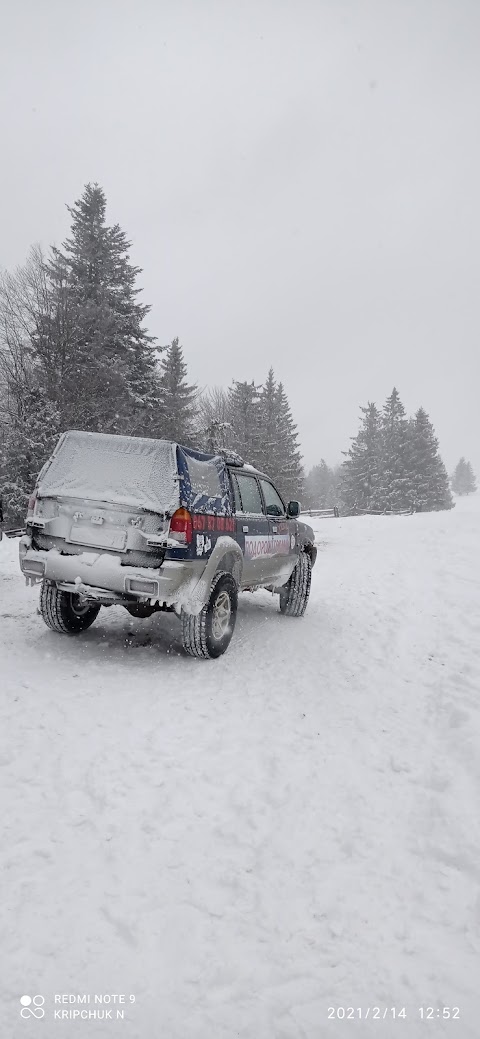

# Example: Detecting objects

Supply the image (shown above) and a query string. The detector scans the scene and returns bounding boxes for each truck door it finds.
[258,478,295,586]
[232,472,272,587]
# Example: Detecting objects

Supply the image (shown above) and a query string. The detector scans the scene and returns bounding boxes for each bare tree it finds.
[0,246,64,412]
[194,386,234,451]
[0,247,62,523]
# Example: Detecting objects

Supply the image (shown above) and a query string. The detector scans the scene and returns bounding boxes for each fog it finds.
[1,0,479,474]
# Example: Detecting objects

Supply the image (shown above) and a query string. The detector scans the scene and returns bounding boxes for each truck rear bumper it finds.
[19,537,203,609]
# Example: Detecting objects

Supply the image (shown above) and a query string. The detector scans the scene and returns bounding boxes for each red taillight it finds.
[169,508,193,545]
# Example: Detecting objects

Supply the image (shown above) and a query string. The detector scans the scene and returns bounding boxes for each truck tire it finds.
[181,571,238,659]
[39,581,100,634]
[279,551,312,617]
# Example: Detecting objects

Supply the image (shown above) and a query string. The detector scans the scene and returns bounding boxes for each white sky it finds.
[1,0,479,474]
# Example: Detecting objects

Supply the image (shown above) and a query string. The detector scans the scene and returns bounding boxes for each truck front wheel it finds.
[279,551,312,617]
[39,581,100,634]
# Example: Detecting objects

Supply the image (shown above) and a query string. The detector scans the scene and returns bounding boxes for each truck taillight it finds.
[169,508,193,545]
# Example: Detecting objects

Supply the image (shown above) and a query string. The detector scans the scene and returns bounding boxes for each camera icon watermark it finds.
[20,995,45,1019]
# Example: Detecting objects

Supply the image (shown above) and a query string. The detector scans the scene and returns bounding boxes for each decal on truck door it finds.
[244,533,291,559]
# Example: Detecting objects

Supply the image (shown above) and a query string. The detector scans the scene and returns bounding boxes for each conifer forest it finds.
[0,184,474,524]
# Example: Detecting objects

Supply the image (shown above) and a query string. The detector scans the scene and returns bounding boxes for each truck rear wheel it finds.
[181,571,238,659]
[39,581,100,634]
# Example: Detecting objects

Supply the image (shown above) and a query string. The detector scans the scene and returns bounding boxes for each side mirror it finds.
[287,500,300,518]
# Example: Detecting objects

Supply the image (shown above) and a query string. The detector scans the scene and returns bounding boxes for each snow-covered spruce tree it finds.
[270,381,303,501]
[228,380,263,465]
[224,375,303,501]
[256,367,278,474]
[376,388,414,511]
[409,408,453,510]
[451,457,477,495]
[251,371,303,501]
[340,402,382,512]
[304,460,338,509]
[155,337,198,443]
[46,183,158,435]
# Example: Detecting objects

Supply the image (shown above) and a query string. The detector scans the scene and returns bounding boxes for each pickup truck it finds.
[19,430,316,658]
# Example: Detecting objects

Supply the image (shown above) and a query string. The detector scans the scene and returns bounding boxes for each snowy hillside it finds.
[1,496,480,1037]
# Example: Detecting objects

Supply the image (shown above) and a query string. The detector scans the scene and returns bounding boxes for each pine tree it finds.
[409,408,453,510]
[33,249,84,425]
[272,381,303,501]
[257,367,278,474]
[156,337,197,443]
[228,373,303,501]
[228,380,263,464]
[340,402,382,511]
[451,457,477,495]
[0,188,161,520]
[377,388,414,510]
[46,183,158,434]
[340,389,456,514]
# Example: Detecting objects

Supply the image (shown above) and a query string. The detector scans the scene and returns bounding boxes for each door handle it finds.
[272,525,277,533]
[242,525,249,532]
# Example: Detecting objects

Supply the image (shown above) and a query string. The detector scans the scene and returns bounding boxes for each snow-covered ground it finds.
[1,496,480,1038]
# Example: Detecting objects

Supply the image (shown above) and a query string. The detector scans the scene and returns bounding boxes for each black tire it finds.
[279,551,312,617]
[182,571,238,659]
[39,581,100,634]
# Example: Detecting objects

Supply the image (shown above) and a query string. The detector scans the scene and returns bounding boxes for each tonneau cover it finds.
[37,430,180,514]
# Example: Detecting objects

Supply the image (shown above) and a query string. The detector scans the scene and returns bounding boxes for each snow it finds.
[1,495,480,1037]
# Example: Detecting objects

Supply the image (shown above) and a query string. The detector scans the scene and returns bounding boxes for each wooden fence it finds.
[301,508,340,519]
[348,507,413,516]
[302,507,415,518]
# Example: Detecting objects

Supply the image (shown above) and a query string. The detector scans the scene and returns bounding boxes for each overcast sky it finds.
[1,0,479,473]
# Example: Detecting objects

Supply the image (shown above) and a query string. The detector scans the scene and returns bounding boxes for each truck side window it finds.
[260,480,285,517]
[235,474,263,514]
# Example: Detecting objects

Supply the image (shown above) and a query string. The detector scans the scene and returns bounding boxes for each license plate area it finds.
[68,524,127,551]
